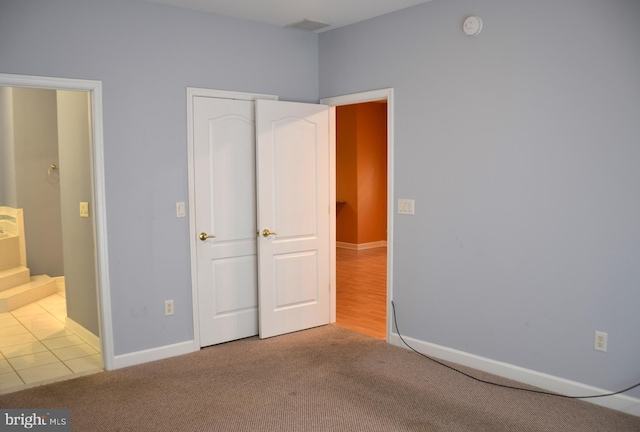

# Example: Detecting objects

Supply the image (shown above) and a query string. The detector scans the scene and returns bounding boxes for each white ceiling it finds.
[144,0,432,32]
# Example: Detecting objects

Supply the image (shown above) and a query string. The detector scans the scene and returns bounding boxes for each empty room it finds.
[1,0,639,430]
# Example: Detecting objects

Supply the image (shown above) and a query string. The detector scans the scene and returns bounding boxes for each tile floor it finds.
[0,292,102,394]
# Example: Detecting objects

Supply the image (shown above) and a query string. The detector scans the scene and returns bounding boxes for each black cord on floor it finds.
[391,301,640,399]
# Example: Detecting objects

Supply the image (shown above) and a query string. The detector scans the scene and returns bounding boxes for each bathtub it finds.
[0,207,26,270]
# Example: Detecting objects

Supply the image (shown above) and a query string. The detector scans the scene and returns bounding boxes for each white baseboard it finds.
[65,317,100,352]
[336,241,387,250]
[388,332,640,417]
[112,340,196,370]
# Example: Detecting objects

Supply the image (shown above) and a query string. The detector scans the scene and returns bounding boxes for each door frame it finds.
[321,88,394,341]
[186,87,277,349]
[0,73,113,370]
[187,87,394,345]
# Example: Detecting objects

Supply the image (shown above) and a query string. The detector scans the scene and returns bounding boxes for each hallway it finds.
[335,247,387,339]
[0,289,102,394]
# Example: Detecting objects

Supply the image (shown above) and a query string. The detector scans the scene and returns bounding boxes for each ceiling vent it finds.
[286,19,331,32]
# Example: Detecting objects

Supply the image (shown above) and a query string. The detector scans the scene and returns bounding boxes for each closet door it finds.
[256,100,331,339]
[194,96,258,347]
[193,96,330,345]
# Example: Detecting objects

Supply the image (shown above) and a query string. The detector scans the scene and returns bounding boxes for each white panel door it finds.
[256,99,330,339]
[194,96,259,347]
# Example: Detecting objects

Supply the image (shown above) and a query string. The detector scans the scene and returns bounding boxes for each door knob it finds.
[199,232,215,241]
[262,229,278,238]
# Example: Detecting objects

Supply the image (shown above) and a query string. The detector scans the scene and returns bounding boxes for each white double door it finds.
[193,96,330,347]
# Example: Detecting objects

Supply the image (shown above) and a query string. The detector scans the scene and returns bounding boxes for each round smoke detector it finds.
[463,16,483,36]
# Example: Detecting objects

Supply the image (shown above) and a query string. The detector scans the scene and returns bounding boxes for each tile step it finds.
[0,275,58,313]
[0,266,30,292]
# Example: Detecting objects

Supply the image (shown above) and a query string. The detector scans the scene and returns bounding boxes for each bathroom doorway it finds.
[0,74,111,393]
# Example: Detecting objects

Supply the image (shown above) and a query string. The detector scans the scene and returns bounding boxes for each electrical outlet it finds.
[165,300,174,316]
[594,331,607,352]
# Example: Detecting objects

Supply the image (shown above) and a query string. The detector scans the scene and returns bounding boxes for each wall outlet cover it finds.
[594,331,607,352]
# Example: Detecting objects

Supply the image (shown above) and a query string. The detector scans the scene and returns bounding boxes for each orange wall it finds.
[336,105,358,244]
[336,102,387,245]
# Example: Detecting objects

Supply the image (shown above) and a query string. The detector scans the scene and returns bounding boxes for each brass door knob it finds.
[262,229,278,238]
[199,232,215,241]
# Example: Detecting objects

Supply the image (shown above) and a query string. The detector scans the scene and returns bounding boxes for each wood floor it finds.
[335,247,387,339]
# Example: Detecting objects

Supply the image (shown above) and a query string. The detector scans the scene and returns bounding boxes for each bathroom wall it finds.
[58,90,99,337]
[0,87,17,207]
[10,88,64,276]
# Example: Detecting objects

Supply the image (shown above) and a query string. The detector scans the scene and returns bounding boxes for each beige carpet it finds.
[1,325,638,431]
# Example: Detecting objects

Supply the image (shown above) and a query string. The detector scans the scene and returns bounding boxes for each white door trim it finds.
[186,88,277,350]
[0,73,113,369]
[321,88,394,341]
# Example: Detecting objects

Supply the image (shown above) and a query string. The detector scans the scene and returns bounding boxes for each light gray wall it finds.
[0,87,16,207]
[58,90,99,337]
[320,0,640,397]
[0,0,318,355]
[11,88,65,276]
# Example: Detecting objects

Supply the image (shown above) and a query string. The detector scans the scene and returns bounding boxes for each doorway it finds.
[334,101,388,339]
[0,73,112,386]
[0,86,102,392]
[322,89,394,341]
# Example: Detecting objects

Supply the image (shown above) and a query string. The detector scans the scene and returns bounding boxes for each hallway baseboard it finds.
[336,241,387,250]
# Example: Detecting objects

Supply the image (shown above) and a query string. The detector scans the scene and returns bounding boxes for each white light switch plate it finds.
[79,202,90,218]
[176,202,186,218]
[398,199,415,215]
